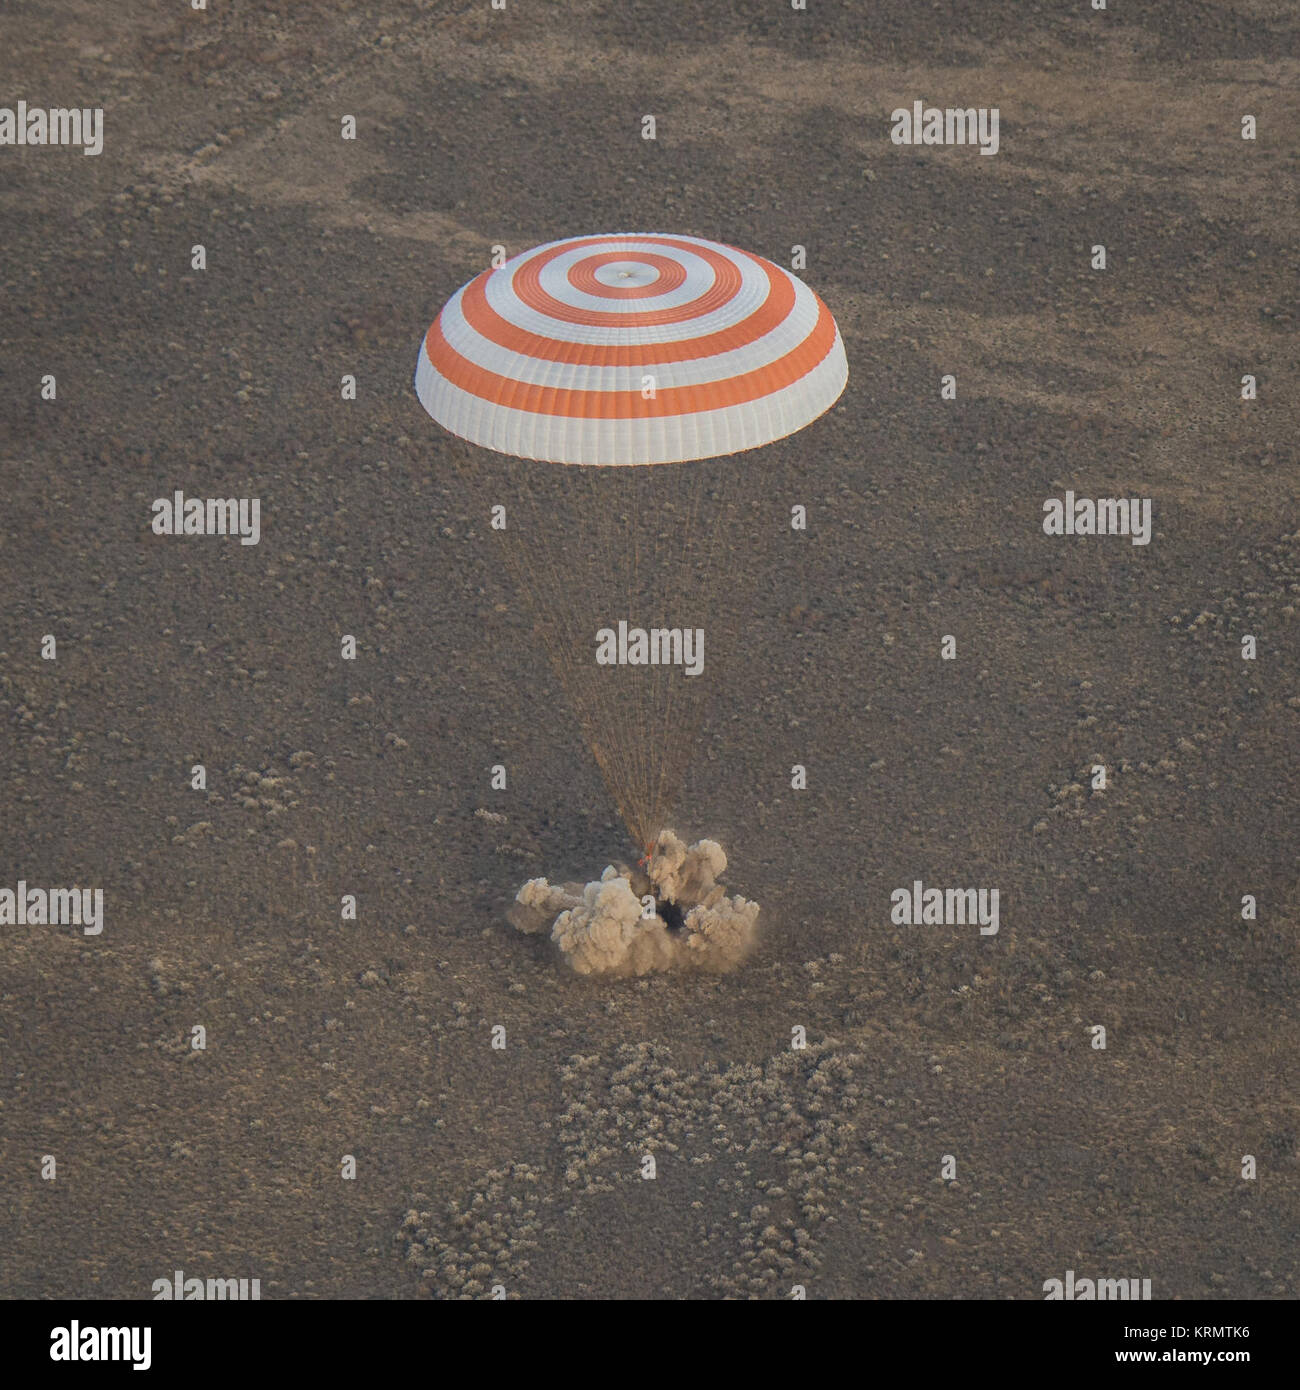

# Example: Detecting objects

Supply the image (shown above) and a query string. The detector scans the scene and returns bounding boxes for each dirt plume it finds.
[509,830,760,976]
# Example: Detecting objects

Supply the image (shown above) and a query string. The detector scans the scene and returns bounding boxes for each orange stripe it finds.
[438,254,798,371]
[425,300,839,420]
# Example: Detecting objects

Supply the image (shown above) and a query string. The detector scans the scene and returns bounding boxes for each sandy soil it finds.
[2,0,1299,1298]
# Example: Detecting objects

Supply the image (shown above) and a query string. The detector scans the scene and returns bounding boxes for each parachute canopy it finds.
[415,233,847,465]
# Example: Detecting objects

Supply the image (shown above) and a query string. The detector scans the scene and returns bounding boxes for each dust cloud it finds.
[508,830,760,976]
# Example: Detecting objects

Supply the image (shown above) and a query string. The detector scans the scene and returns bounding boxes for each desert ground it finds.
[2,0,1299,1298]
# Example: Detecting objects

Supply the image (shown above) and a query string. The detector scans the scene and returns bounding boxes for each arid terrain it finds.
[2,0,1299,1298]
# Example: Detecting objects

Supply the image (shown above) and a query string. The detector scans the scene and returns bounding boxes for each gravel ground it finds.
[2,0,1298,1298]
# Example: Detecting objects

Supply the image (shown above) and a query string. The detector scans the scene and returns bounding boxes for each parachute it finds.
[416,234,847,847]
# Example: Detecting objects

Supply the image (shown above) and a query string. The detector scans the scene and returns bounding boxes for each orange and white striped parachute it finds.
[415,233,847,465]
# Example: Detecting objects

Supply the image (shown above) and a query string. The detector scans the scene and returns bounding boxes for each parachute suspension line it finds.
[458,456,737,851]
[482,459,655,847]
[448,445,758,854]
[649,459,727,840]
